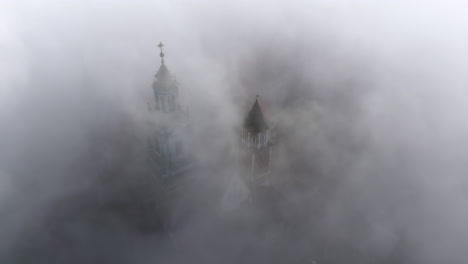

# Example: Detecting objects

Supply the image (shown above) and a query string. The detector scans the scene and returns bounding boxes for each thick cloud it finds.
[2,0,468,263]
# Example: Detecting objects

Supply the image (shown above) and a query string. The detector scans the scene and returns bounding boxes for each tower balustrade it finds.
[241,128,274,149]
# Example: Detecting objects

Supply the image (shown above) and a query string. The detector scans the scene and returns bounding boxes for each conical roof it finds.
[244,98,269,133]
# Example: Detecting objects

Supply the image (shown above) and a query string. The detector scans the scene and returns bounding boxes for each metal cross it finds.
[157,41,165,64]
[157,41,164,53]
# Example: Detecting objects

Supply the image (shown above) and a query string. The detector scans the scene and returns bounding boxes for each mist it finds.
[2,0,468,263]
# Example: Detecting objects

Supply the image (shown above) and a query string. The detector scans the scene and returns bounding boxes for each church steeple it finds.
[147,41,194,182]
[154,41,170,81]
[241,95,276,179]
[244,95,269,134]
[152,42,180,113]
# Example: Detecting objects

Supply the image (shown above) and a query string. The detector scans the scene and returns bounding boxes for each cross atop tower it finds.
[157,41,165,64]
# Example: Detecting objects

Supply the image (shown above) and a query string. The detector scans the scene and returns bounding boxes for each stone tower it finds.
[240,96,276,184]
[147,42,193,183]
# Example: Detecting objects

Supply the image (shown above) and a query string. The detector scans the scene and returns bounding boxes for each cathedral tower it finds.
[241,96,276,184]
[147,42,193,183]
[221,96,279,212]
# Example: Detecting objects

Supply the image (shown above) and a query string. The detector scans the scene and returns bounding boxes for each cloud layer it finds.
[2,0,468,263]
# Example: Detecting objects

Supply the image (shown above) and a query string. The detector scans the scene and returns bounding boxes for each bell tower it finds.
[147,42,193,183]
[241,95,276,184]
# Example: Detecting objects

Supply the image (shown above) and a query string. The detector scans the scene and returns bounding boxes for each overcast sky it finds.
[2,0,468,263]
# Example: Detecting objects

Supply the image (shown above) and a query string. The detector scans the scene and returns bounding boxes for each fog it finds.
[2,0,468,263]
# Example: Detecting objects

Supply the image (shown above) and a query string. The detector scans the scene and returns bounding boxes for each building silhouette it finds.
[147,42,194,184]
[241,95,276,184]
[222,96,278,211]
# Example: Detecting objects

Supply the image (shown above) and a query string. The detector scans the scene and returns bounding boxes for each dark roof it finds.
[155,64,171,81]
[244,99,269,133]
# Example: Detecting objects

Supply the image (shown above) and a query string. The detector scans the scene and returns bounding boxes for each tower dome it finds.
[151,42,180,113]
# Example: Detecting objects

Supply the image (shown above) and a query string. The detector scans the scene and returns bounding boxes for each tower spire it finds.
[244,95,268,134]
[157,41,165,64]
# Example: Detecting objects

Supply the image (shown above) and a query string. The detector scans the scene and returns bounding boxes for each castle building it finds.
[147,42,194,184]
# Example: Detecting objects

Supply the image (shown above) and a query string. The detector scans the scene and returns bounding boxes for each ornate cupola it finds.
[152,42,180,113]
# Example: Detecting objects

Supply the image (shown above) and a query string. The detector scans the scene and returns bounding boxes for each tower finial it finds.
[256,94,259,100]
[157,41,165,64]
